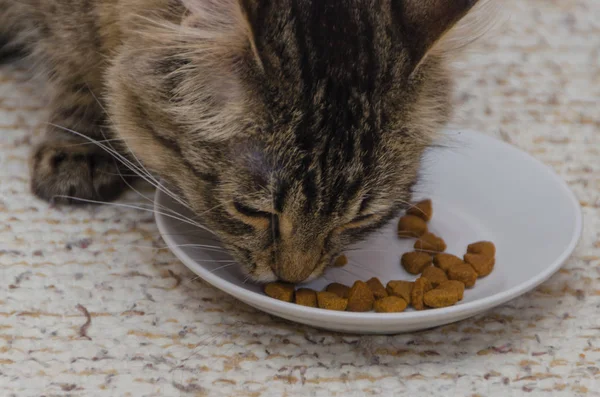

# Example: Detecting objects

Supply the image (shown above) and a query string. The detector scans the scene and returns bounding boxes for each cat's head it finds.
[107,0,483,283]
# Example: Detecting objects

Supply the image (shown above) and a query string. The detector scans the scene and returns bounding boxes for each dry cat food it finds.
[346,281,375,312]
[464,241,496,277]
[396,199,496,307]
[447,262,478,287]
[374,296,408,313]
[467,241,496,257]
[397,215,428,238]
[401,251,432,274]
[262,199,496,312]
[332,254,348,267]
[407,199,433,221]
[411,276,433,310]
[264,282,295,302]
[386,280,413,304]
[423,288,460,308]
[433,253,463,272]
[295,288,317,307]
[438,280,465,301]
[316,291,348,311]
[421,266,448,288]
[366,277,388,299]
[326,282,350,299]
[464,253,495,277]
[414,231,447,252]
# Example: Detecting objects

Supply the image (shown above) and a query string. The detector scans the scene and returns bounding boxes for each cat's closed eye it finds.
[229,201,273,229]
[232,201,272,218]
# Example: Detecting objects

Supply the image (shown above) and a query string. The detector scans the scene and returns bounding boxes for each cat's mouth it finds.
[231,247,333,284]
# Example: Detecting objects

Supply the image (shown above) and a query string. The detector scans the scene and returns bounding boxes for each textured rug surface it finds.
[1,0,599,396]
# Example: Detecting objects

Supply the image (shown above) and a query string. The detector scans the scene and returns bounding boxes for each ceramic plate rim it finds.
[155,131,583,324]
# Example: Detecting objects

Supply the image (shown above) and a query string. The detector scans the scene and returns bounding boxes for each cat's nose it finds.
[272,231,324,283]
[274,263,316,283]
[273,253,320,283]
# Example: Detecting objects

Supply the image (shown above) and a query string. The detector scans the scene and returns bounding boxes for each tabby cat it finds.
[0,0,484,283]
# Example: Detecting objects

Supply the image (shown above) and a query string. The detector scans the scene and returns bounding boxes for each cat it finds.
[0,0,484,283]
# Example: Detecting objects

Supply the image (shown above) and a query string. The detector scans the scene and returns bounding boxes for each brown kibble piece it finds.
[464,253,495,277]
[317,292,348,311]
[333,255,348,267]
[374,296,408,313]
[424,289,460,308]
[397,215,428,238]
[347,281,375,312]
[414,232,446,253]
[421,266,448,288]
[438,280,465,301]
[326,282,350,299]
[295,288,317,307]
[264,283,295,302]
[447,263,478,288]
[406,199,433,221]
[366,277,388,299]
[401,251,432,274]
[467,241,496,258]
[411,277,433,310]
[433,253,463,272]
[386,280,414,305]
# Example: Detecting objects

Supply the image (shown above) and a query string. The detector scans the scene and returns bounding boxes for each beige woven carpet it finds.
[1,1,599,396]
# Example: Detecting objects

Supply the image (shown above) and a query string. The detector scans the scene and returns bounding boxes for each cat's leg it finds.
[30,87,131,204]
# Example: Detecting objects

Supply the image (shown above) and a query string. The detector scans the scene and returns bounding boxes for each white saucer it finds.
[155,130,582,334]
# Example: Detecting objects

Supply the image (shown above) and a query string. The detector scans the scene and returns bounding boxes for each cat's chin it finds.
[299,271,324,284]
[238,265,278,284]
[252,273,279,284]
[241,264,328,285]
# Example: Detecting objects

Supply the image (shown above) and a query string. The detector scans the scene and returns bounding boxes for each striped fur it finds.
[1,0,484,282]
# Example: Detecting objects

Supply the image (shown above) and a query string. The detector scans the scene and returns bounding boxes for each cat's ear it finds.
[179,0,263,70]
[396,0,483,71]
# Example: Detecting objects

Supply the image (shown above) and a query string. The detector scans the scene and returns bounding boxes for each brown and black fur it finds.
[1,0,485,283]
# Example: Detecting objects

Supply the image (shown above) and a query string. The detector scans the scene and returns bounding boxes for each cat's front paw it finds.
[30,141,129,204]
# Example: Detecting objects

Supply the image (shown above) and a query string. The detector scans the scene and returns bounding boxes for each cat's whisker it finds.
[208,263,237,273]
[188,263,237,284]
[110,167,177,216]
[112,240,227,250]
[397,198,429,216]
[347,259,386,279]
[45,123,213,234]
[162,234,223,244]
[102,172,148,178]
[154,230,222,240]
[87,85,162,186]
[192,199,238,219]
[336,266,368,280]
[163,244,228,251]
[49,123,194,215]
[116,151,192,215]
[62,137,127,148]
[121,244,229,253]
[53,195,211,232]
[412,248,443,255]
